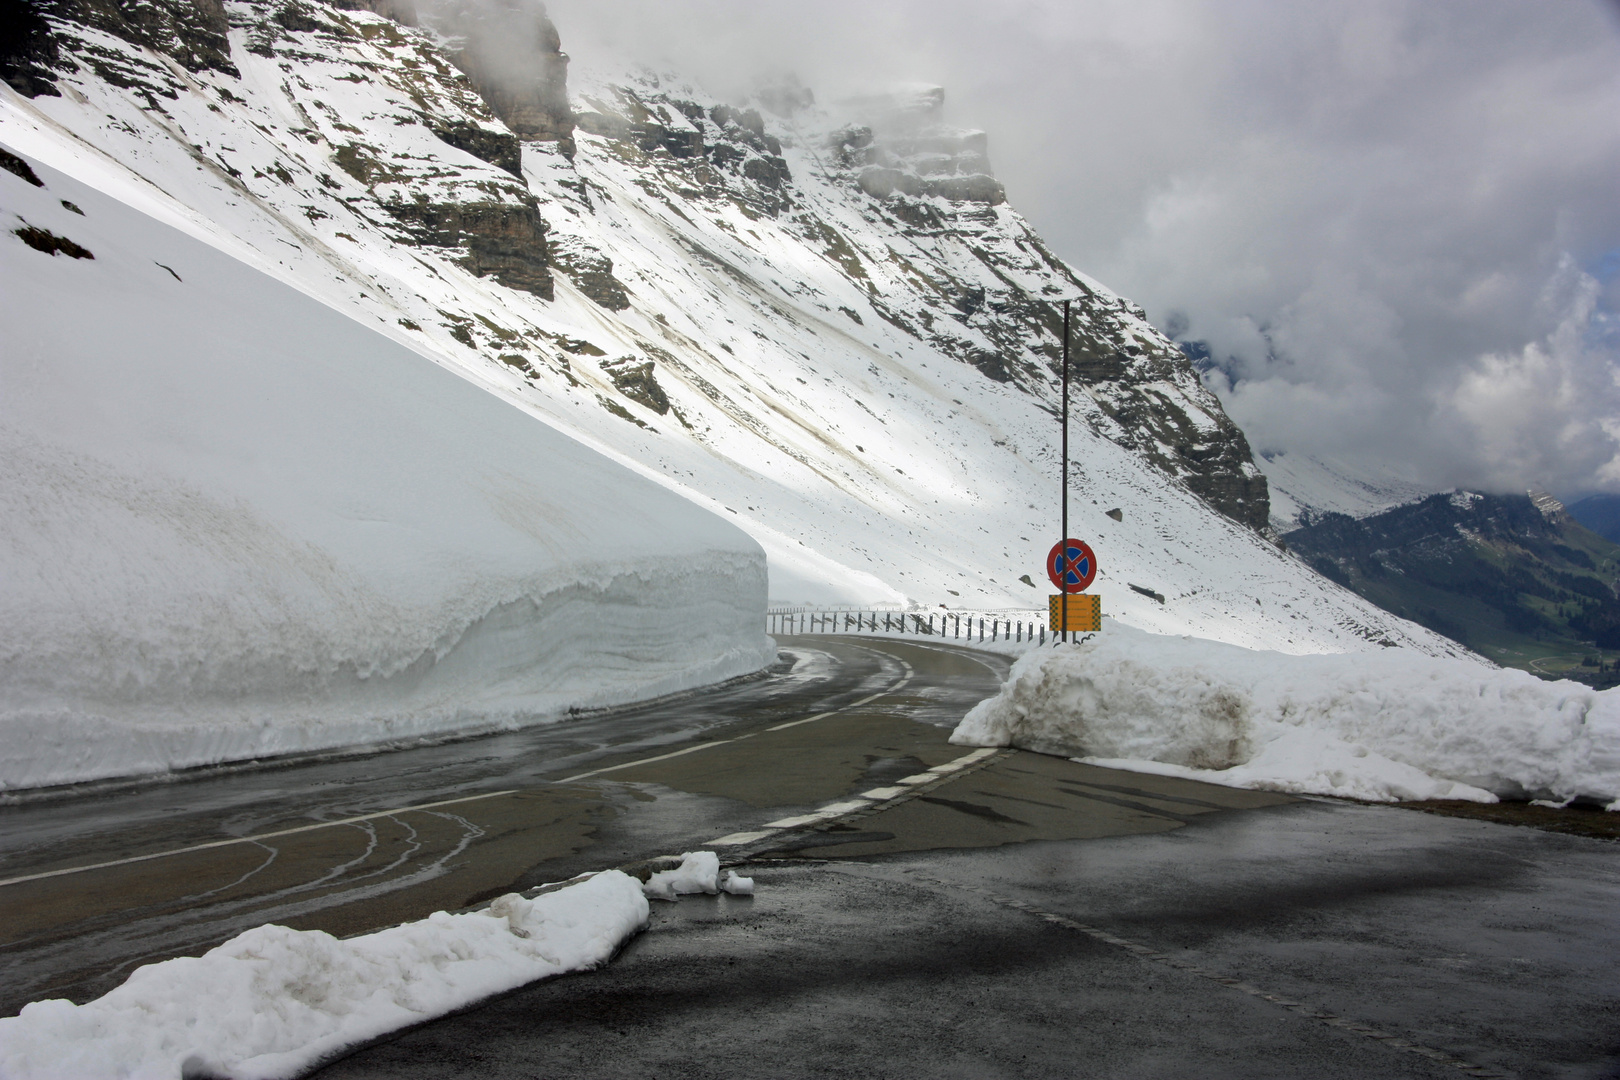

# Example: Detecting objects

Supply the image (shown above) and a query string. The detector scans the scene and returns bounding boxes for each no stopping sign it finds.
[1046,539,1097,593]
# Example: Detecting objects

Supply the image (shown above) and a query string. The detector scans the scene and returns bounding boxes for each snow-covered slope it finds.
[0,0,1470,659]
[1257,449,1435,531]
[0,151,771,792]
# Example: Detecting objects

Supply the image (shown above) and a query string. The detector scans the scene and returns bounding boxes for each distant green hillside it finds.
[1284,492,1620,684]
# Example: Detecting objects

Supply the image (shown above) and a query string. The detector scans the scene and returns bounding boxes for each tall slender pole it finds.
[1061,299,1070,644]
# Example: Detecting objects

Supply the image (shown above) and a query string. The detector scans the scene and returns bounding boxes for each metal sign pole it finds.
[1061,299,1070,644]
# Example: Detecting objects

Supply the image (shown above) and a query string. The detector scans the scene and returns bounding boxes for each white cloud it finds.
[1439,258,1620,492]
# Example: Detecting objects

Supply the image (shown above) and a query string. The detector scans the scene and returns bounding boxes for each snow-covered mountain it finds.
[1256,450,1436,531]
[1,0,1470,661]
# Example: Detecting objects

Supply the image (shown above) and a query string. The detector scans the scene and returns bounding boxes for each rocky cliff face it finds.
[3,0,235,93]
[6,0,557,296]
[555,71,1271,533]
[2,0,1265,532]
[5,0,1424,651]
[425,0,574,151]
[841,88,1269,533]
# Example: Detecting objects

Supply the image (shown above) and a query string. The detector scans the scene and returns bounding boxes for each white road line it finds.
[717,746,1006,842]
[2,646,924,891]
[815,800,873,817]
[565,657,915,776]
[0,789,520,890]
[556,739,734,783]
[761,813,827,829]
[763,673,917,732]
[764,711,835,732]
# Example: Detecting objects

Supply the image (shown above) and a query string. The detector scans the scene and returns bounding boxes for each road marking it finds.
[763,670,916,731]
[2,646,922,890]
[557,739,733,782]
[764,711,835,732]
[761,813,828,829]
[562,655,915,781]
[713,747,1010,844]
[0,789,520,890]
[929,748,998,772]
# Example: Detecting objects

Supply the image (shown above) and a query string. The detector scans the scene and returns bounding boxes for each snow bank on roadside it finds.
[950,622,1620,805]
[0,152,773,792]
[0,870,649,1080]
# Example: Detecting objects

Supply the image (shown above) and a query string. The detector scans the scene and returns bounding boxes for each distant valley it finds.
[1284,491,1620,684]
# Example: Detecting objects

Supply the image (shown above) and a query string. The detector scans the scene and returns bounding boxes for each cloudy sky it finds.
[549,0,1620,500]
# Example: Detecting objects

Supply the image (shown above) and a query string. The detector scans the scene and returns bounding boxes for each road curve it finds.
[0,636,1006,1016]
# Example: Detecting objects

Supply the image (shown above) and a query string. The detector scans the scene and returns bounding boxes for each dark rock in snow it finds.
[603,359,670,415]
[386,197,552,299]
[430,120,523,177]
[0,0,63,96]
[323,0,416,25]
[549,235,630,310]
[14,224,94,259]
[0,148,45,186]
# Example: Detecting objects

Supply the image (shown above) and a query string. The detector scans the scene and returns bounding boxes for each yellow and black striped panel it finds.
[1048,593,1101,632]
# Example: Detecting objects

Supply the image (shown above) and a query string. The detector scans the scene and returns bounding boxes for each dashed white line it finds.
[710,746,1007,845]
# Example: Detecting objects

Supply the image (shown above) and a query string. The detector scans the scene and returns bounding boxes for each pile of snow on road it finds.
[951,623,1620,806]
[0,870,649,1080]
[641,850,751,898]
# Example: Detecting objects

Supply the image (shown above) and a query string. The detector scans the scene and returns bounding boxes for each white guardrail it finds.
[766,608,1050,646]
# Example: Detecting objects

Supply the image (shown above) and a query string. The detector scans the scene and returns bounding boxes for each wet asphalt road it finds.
[4,634,1618,1079]
[0,636,1002,1014]
[314,798,1620,1080]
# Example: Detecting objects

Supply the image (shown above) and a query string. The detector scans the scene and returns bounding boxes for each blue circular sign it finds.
[1046,539,1097,593]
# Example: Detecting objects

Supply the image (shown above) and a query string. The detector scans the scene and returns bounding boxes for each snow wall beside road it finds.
[952,622,1620,806]
[0,154,774,792]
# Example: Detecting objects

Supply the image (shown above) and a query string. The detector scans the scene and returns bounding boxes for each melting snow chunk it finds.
[642,851,721,899]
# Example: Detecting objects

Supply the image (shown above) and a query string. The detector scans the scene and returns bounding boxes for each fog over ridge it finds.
[544,0,1620,502]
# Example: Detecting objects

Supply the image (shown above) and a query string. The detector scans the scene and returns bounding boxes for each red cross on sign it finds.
[1046,538,1097,593]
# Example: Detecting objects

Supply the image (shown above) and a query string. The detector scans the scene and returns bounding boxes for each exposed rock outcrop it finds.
[387,197,552,297]
[2,0,236,96]
[425,0,575,153]
[15,0,1271,538]
[602,358,670,414]
[548,234,630,310]
[825,86,1268,531]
